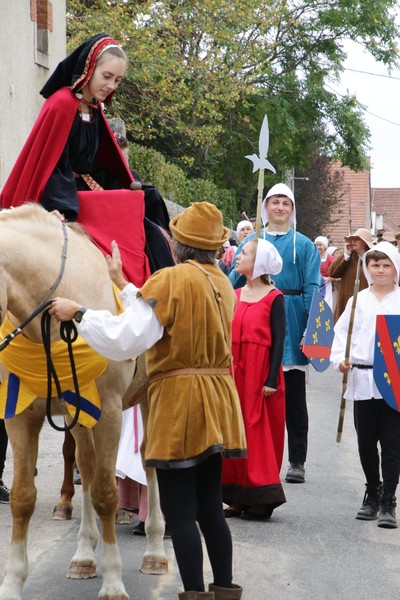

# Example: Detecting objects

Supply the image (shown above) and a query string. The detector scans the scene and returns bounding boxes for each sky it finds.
[333,41,400,188]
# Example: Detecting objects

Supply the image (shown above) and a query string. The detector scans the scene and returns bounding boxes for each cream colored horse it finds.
[0,204,167,600]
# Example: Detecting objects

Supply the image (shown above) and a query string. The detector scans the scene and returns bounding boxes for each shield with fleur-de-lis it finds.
[302,290,334,372]
[374,315,400,411]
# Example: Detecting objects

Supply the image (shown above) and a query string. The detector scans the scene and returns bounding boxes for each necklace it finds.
[80,110,92,123]
[76,93,98,123]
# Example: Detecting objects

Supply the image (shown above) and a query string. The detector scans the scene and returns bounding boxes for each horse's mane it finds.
[0,204,91,240]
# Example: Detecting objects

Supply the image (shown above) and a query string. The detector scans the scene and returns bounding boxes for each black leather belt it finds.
[352,364,373,369]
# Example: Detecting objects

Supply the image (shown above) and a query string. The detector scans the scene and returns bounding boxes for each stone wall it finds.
[0,1,66,187]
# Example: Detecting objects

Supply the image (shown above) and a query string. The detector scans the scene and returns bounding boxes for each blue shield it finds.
[303,290,334,372]
[374,315,400,412]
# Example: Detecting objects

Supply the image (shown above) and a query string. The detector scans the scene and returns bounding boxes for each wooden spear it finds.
[245,115,276,236]
[336,256,362,443]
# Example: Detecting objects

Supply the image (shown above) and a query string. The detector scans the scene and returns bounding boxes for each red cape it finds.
[0,87,150,285]
[1,87,133,206]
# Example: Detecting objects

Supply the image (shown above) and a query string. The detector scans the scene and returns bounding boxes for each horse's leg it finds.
[0,409,44,600]
[52,428,75,520]
[141,467,168,575]
[91,403,128,600]
[139,398,168,575]
[66,426,99,580]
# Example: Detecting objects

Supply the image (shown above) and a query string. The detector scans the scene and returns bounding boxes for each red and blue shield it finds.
[374,315,400,412]
[302,290,334,372]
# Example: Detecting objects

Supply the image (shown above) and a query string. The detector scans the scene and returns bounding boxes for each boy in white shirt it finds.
[331,242,400,528]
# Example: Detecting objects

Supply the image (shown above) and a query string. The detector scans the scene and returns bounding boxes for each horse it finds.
[0,204,167,600]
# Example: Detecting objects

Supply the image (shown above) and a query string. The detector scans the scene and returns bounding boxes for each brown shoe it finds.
[209,583,243,599]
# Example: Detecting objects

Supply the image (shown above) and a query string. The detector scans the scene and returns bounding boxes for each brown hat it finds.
[395,231,400,240]
[344,228,373,249]
[382,231,396,243]
[170,202,229,250]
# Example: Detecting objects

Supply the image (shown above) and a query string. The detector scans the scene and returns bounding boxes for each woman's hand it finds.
[49,298,81,321]
[262,386,277,397]
[106,240,129,290]
[50,210,66,222]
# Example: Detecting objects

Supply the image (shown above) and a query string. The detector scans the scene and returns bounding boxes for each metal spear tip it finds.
[244,114,276,173]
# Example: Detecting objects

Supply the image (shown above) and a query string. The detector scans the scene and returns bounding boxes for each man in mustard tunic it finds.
[51,202,246,600]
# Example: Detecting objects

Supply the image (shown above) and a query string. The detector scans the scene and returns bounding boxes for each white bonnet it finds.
[236,220,254,237]
[261,183,295,228]
[362,241,400,285]
[314,236,329,249]
[261,182,297,263]
[327,246,337,256]
[251,238,283,280]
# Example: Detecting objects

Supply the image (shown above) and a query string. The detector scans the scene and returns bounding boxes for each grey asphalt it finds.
[1,366,400,600]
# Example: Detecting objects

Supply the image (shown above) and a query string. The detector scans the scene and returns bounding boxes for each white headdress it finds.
[314,236,329,249]
[251,238,283,280]
[363,241,400,285]
[236,220,254,238]
[261,182,297,262]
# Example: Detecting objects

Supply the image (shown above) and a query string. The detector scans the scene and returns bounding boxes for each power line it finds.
[325,83,400,127]
[344,67,400,81]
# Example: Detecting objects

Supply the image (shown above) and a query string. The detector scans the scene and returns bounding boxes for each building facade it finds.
[0,1,66,187]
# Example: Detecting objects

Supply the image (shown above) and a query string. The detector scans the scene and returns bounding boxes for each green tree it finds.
[66,0,399,223]
[67,0,398,170]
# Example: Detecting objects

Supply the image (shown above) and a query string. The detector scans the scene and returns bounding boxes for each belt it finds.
[352,364,373,369]
[280,289,302,296]
[129,367,230,406]
[149,367,230,385]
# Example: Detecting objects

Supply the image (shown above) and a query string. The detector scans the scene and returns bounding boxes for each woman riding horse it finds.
[0,32,150,285]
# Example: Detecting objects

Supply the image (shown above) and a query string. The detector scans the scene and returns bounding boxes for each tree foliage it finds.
[66,0,399,223]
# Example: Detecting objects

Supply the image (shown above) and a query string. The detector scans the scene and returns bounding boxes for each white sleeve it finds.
[119,282,139,309]
[330,298,352,371]
[77,290,164,361]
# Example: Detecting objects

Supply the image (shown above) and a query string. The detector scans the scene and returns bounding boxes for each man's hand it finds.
[49,298,81,322]
[344,240,352,258]
[106,240,129,290]
[339,360,352,374]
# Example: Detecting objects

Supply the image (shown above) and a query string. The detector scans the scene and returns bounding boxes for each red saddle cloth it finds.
[77,190,150,287]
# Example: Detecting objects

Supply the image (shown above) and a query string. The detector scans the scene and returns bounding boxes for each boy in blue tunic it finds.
[229,183,320,483]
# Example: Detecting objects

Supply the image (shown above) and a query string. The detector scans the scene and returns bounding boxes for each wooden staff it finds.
[255,168,264,238]
[336,256,362,443]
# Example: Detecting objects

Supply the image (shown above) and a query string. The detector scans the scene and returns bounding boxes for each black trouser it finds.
[156,453,233,592]
[353,399,400,495]
[284,369,308,465]
[0,419,8,480]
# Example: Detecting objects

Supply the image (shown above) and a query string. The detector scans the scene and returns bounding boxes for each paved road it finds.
[1,366,400,600]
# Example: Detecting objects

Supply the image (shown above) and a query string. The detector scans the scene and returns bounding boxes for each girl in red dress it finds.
[222,238,287,520]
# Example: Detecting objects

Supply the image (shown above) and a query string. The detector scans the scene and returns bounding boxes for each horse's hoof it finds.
[140,556,168,575]
[67,560,97,579]
[52,505,72,520]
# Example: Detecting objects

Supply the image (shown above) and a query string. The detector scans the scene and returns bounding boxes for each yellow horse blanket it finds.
[0,315,108,428]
